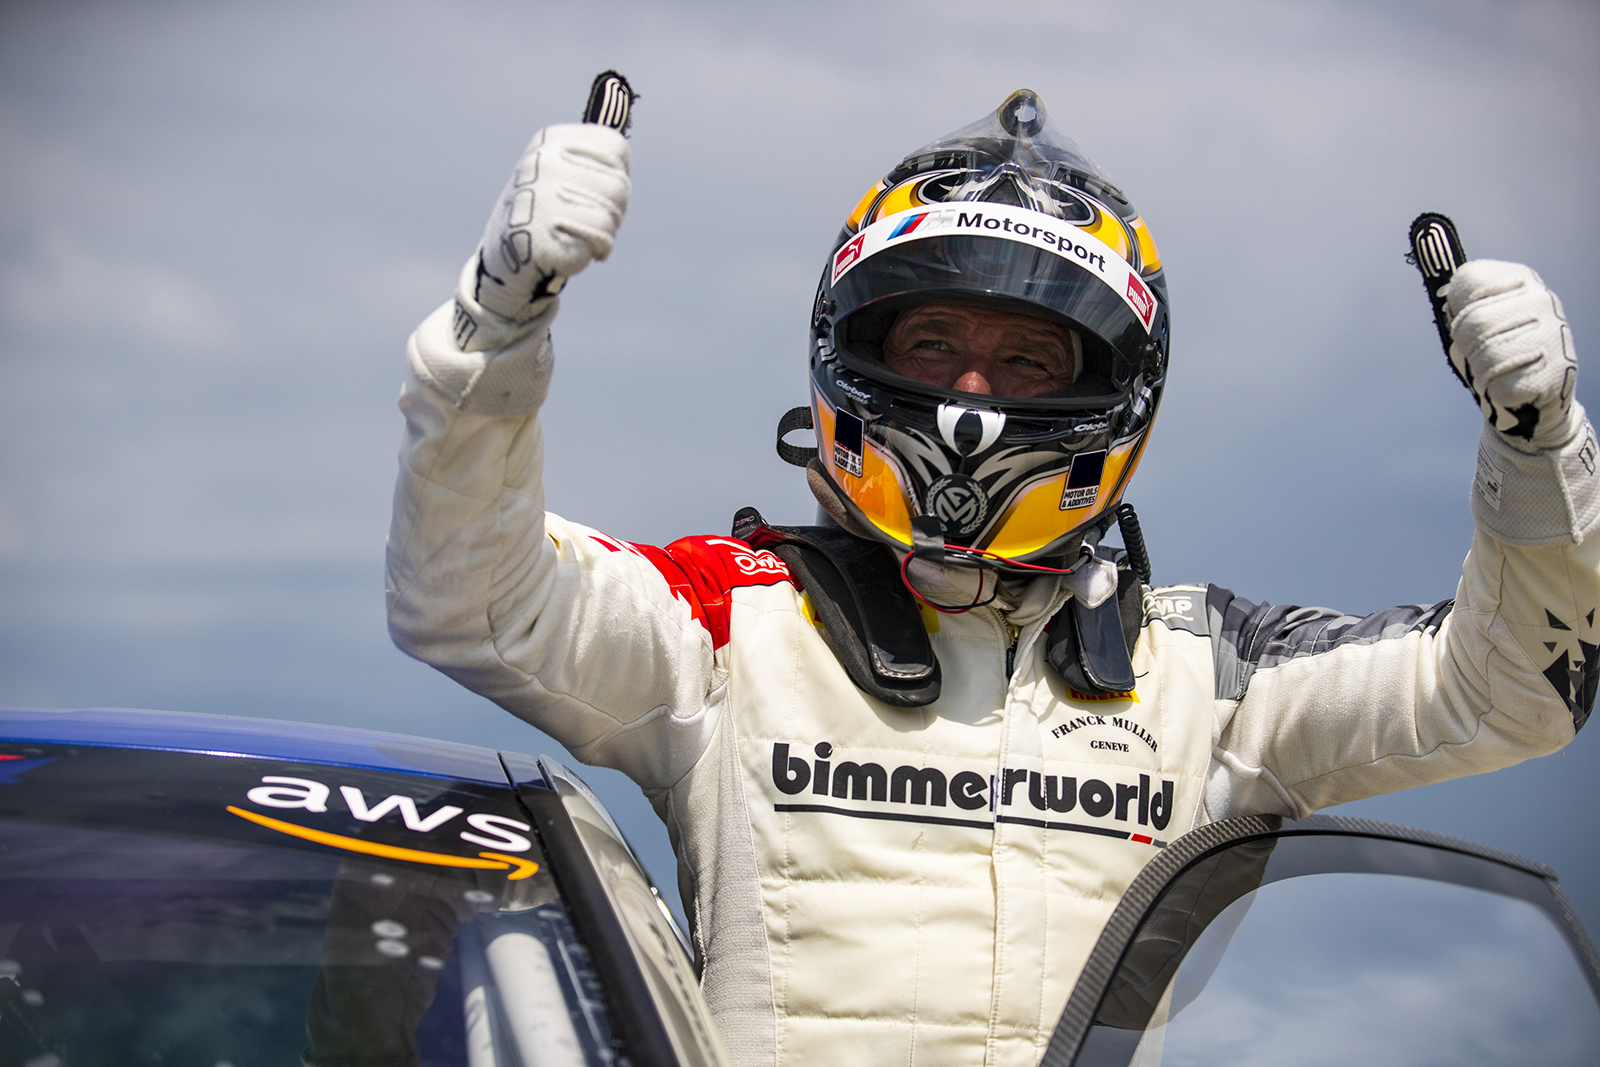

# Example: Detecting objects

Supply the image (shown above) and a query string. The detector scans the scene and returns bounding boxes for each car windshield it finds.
[0,746,617,1067]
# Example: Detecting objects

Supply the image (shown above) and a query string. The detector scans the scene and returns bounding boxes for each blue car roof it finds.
[0,706,513,785]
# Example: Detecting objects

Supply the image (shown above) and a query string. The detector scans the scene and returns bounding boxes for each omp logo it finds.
[1148,588,1208,638]
[1153,595,1194,617]
[697,537,787,579]
[770,742,1173,845]
[230,776,540,879]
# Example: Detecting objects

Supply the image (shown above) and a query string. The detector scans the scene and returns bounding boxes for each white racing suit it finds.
[388,300,1599,1067]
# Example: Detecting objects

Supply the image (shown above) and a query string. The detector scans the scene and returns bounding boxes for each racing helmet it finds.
[803,89,1169,572]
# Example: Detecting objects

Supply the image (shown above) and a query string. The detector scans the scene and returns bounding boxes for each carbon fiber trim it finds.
[1041,814,1595,1067]
[1040,815,1281,1067]
[1545,875,1600,985]
[1287,813,1553,877]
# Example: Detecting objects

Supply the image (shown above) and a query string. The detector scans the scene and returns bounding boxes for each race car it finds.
[0,706,726,1067]
[3,706,1598,1066]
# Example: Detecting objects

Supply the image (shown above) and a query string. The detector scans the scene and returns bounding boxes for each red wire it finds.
[900,550,989,614]
[950,545,1081,575]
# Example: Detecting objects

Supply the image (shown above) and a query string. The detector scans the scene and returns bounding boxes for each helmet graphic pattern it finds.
[806,90,1170,568]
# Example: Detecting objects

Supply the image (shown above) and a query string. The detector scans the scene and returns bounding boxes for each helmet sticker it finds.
[1125,273,1155,325]
[925,473,990,540]
[834,201,1158,333]
[832,233,866,283]
[1060,450,1107,510]
[834,409,865,477]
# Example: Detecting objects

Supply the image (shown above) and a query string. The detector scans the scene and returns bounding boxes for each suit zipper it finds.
[1004,621,1021,679]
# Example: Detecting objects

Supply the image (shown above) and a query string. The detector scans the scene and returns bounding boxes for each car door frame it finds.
[1040,813,1600,1067]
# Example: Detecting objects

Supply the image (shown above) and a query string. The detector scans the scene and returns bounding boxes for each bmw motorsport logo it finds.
[925,474,989,540]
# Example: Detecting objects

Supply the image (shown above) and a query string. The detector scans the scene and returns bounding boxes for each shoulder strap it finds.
[731,508,1148,703]
[732,508,941,708]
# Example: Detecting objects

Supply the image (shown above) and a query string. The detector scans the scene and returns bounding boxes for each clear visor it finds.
[830,234,1155,407]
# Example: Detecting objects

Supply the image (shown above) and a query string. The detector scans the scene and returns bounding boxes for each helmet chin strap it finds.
[901,515,1093,614]
[806,469,999,613]
[901,551,998,613]
[805,450,1129,614]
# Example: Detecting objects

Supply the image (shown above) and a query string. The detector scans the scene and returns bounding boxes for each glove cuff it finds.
[1472,409,1600,546]
[454,256,558,348]
[407,299,556,418]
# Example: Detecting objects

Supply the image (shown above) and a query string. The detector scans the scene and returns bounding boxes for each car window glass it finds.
[1085,871,1600,1067]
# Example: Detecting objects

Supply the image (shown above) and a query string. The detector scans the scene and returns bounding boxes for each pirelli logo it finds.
[769,742,1172,846]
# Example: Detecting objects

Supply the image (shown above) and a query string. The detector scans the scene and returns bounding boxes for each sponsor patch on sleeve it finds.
[591,533,793,649]
[1475,443,1504,512]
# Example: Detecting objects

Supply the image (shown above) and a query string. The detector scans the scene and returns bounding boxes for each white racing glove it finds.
[1448,261,1581,451]
[467,123,631,326]
[410,112,631,417]
[1446,261,1600,544]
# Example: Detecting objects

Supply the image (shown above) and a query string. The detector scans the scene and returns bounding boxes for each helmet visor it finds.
[829,227,1161,408]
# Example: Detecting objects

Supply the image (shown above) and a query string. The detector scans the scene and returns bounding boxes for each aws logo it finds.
[229,775,540,880]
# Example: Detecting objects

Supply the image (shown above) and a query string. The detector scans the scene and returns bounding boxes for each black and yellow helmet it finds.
[803,89,1169,572]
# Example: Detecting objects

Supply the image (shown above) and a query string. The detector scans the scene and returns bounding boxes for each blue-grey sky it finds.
[2,0,1598,939]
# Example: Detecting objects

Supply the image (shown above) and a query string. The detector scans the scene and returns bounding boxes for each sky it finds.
[2,0,1598,948]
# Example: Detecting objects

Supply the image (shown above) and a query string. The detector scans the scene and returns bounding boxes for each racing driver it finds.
[386,83,1598,1066]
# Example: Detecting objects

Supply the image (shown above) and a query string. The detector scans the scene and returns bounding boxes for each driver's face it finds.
[882,305,1079,398]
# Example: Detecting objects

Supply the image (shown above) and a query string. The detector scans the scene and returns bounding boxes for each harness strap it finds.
[1044,567,1142,696]
[731,507,1146,704]
[733,508,941,707]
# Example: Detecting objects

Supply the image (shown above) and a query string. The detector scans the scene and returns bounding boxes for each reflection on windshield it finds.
[1131,873,1600,1067]
[0,821,613,1067]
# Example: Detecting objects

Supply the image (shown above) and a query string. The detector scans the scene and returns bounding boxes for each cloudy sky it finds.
[2,0,1598,938]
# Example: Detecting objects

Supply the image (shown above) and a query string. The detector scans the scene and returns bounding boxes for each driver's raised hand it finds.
[1447,261,1582,453]
[468,123,631,324]
[1446,260,1599,546]
[410,121,630,417]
